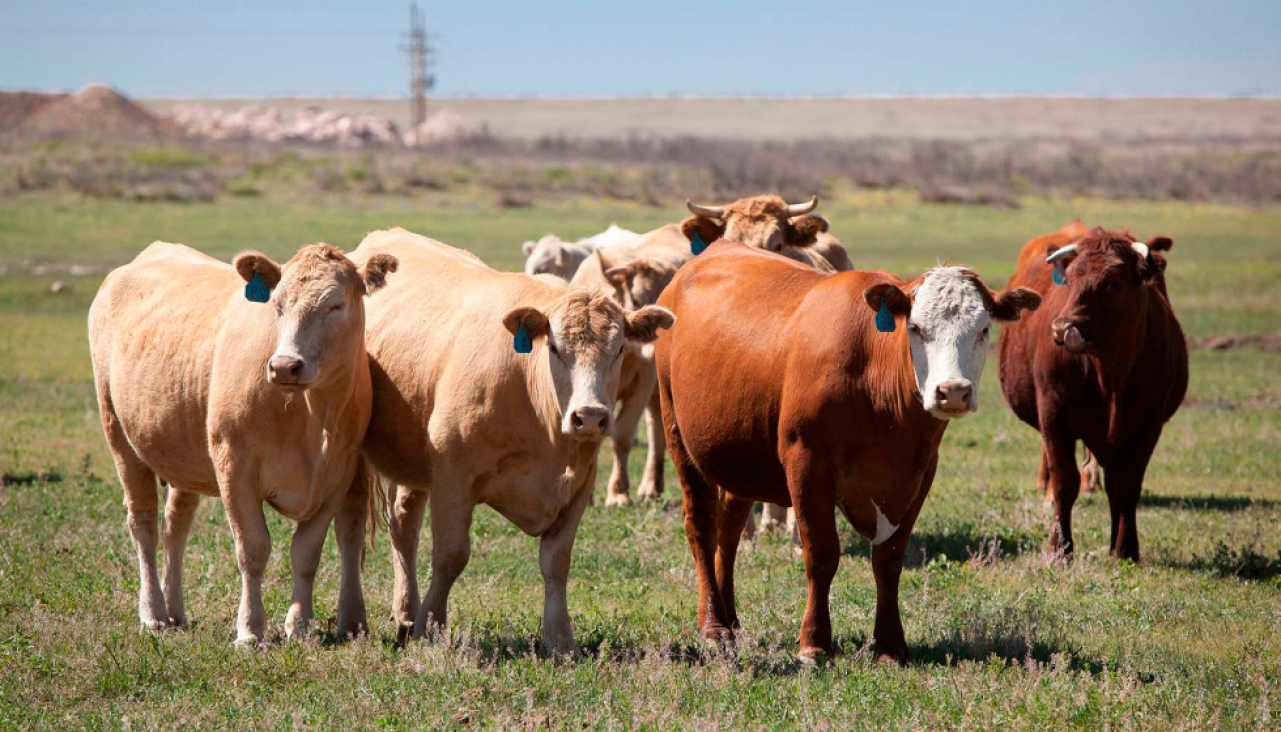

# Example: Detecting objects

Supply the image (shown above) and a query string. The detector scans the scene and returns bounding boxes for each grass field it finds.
[1,189,1278,728]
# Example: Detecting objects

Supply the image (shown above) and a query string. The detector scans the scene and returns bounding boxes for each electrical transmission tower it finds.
[402,3,435,130]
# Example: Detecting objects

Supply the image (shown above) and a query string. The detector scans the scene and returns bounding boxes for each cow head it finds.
[234,244,397,389]
[522,234,590,279]
[503,291,675,440]
[681,195,829,254]
[1045,227,1170,356]
[866,267,1040,419]
[598,249,683,310]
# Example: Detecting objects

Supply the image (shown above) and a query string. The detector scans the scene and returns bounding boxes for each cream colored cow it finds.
[89,242,396,645]
[569,224,692,506]
[350,228,673,655]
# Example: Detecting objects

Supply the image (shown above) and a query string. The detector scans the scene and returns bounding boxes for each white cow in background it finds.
[521,224,639,279]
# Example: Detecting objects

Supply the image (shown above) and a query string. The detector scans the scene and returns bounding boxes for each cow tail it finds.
[360,457,390,570]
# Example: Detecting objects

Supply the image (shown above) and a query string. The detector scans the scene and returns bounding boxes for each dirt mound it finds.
[403,109,485,147]
[0,91,68,132]
[1193,332,1281,352]
[19,84,174,138]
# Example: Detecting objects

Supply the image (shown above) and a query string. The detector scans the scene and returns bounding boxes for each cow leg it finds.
[161,486,200,628]
[284,495,340,641]
[714,493,755,629]
[636,384,665,501]
[219,473,272,646]
[871,460,933,664]
[1038,447,1051,502]
[759,502,789,533]
[388,484,427,641]
[668,428,733,640]
[1043,428,1081,560]
[103,412,168,631]
[1080,446,1102,494]
[331,463,370,640]
[786,449,839,663]
[538,481,594,656]
[1104,432,1160,562]
[415,490,473,639]
[605,384,647,507]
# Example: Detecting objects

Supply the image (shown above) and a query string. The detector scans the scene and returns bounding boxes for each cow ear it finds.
[522,240,536,256]
[233,251,282,290]
[552,246,566,268]
[863,283,911,317]
[681,216,724,246]
[624,305,676,343]
[502,307,549,338]
[990,287,1042,322]
[785,215,829,247]
[360,254,398,295]
[1146,235,1173,252]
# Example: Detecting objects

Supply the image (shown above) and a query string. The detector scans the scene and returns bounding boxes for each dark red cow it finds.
[999,223,1186,561]
[655,242,1040,662]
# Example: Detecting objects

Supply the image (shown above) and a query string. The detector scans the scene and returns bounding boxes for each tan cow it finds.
[681,195,854,272]
[568,224,693,506]
[350,228,674,654]
[89,242,396,645]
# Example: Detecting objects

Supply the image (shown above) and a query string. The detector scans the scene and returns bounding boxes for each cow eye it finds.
[548,341,560,357]
[329,303,344,313]
[907,322,921,337]
[979,326,990,340]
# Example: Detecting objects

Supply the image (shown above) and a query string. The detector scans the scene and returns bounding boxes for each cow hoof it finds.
[701,626,734,644]
[876,651,908,666]
[336,616,369,642]
[233,634,264,649]
[797,647,831,666]
[139,618,169,633]
[636,483,660,502]
[604,493,631,507]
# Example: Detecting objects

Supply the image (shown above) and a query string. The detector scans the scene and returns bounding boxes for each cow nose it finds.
[569,406,611,438]
[1050,318,1072,344]
[268,355,306,385]
[935,380,973,411]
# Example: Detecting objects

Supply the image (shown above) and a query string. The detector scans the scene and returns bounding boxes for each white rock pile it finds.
[170,105,482,149]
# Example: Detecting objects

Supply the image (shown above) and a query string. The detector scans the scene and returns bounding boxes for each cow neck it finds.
[1088,294,1150,446]
[298,342,364,432]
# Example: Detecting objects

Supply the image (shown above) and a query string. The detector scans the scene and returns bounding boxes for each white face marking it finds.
[871,503,898,546]
[905,267,992,420]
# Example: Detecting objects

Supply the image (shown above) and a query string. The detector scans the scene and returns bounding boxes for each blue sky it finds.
[3,0,1279,97]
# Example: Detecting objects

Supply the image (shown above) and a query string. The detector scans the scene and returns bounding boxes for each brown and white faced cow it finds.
[681,195,854,272]
[656,242,1039,663]
[352,228,673,655]
[999,225,1186,561]
[568,224,693,506]
[89,242,395,645]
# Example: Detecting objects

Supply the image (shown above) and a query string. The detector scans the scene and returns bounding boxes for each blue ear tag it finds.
[875,297,896,333]
[244,272,270,303]
[513,324,533,354]
[690,232,708,255]
[1052,266,1065,286]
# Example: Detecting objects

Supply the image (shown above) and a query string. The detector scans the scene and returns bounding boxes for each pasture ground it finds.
[0,190,1278,728]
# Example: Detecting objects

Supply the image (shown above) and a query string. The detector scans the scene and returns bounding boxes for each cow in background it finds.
[90,242,395,644]
[999,224,1185,561]
[681,195,854,272]
[569,224,692,506]
[352,228,673,654]
[521,223,639,279]
[656,241,1040,662]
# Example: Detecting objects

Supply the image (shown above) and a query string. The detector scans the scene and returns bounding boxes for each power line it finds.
[400,3,435,129]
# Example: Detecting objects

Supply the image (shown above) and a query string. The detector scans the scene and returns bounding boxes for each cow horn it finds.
[1130,241,1150,259]
[686,200,724,218]
[785,195,819,217]
[1046,243,1079,265]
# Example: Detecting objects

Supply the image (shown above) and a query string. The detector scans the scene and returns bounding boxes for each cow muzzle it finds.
[566,405,612,440]
[1051,318,1089,354]
[929,379,975,419]
[268,354,312,387]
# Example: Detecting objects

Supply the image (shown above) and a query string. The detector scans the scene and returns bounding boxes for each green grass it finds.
[0,191,1278,728]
